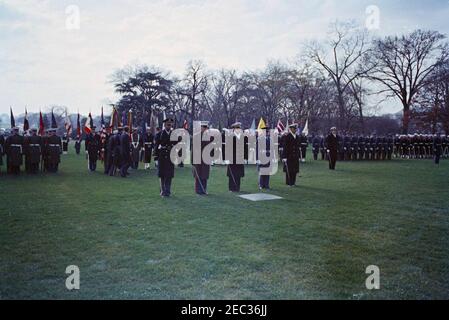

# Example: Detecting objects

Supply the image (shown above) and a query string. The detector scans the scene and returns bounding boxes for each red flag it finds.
[183,119,189,130]
[84,113,93,134]
[276,120,285,133]
[39,111,45,136]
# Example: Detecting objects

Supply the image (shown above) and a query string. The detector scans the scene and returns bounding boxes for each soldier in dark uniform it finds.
[192,121,211,195]
[130,127,142,170]
[46,128,62,173]
[62,133,69,154]
[0,129,5,174]
[75,138,81,155]
[442,135,449,158]
[299,132,308,163]
[343,135,351,161]
[325,127,339,170]
[225,122,248,192]
[319,135,326,160]
[102,128,111,175]
[386,135,394,160]
[120,127,131,177]
[85,127,100,172]
[154,118,177,196]
[282,124,300,186]
[358,135,366,160]
[350,135,358,161]
[256,124,273,189]
[337,135,345,161]
[143,127,155,170]
[24,128,42,174]
[5,127,24,175]
[433,133,444,165]
[311,134,320,161]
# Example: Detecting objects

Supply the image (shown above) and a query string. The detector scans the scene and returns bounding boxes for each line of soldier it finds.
[0,127,62,175]
[310,133,449,163]
[78,120,343,196]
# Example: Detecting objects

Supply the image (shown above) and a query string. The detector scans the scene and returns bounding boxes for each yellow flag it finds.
[257,118,266,130]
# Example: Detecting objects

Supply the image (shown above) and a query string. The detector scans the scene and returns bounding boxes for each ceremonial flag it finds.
[76,112,81,138]
[183,119,189,130]
[110,107,120,129]
[250,119,256,133]
[257,117,266,130]
[302,118,309,136]
[10,107,15,128]
[101,106,105,128]
[276,120,285,133]
[51,109,58,128]
[149,111,155,134]
[128,109,133,131]
[84,112,93,134]
[65,113,72,135]
[23,108,29,132]
[39,111,45,136]
[121,110,127,126]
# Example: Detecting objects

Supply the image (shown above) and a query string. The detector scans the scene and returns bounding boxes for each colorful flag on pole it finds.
[183,119,189,130]
[257,117,266,130]
[302,118,309,136]
[121,110,127,126]
[276,120,285,133]
[10,107,15,128]
[84,113,93,134]
[51,109,58,129]
[23,108,29,132]
[250,119,256,133]
[65,111,72,135]
[128,109,133,131]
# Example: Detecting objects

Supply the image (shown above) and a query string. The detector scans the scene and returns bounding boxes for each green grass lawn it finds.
[1,145,448,300]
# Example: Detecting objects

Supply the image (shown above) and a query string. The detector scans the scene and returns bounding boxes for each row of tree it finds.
[112,22,449,135]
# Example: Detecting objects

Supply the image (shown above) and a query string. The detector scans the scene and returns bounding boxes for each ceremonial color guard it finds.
[24,128,42,174]
[5,127,24,175]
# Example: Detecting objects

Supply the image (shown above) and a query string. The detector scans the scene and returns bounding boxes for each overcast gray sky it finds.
[1,0,449,116]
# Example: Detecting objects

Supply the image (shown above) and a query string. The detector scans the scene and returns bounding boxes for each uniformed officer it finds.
[62,133,69,154]
[130,127,142,170]
[192,121,211,195]
[46,128,62,173]
[312,134,320,161]
[75,138,81,155]
[256,124,273,189]
[282,124,300,186]
[299,132,308,163]
[225,122,248,192]
[325,127,339,170]
[85,126,101,172]
[434,133,444,165]
[143,127,155,170]
[154,118,177,197]
[24,128,42,174]
[120,127,131,177]
[4,127,24,175]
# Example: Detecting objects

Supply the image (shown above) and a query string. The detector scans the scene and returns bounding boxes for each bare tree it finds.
[365,29,448,133]
[306,21,372,130]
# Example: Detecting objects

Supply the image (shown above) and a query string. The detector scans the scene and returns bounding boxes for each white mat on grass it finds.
[239,193,283,202]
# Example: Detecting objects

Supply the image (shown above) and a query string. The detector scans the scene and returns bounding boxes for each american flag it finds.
[276,120,285,133]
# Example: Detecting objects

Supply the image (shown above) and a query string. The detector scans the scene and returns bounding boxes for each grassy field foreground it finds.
[0,145,448,299]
